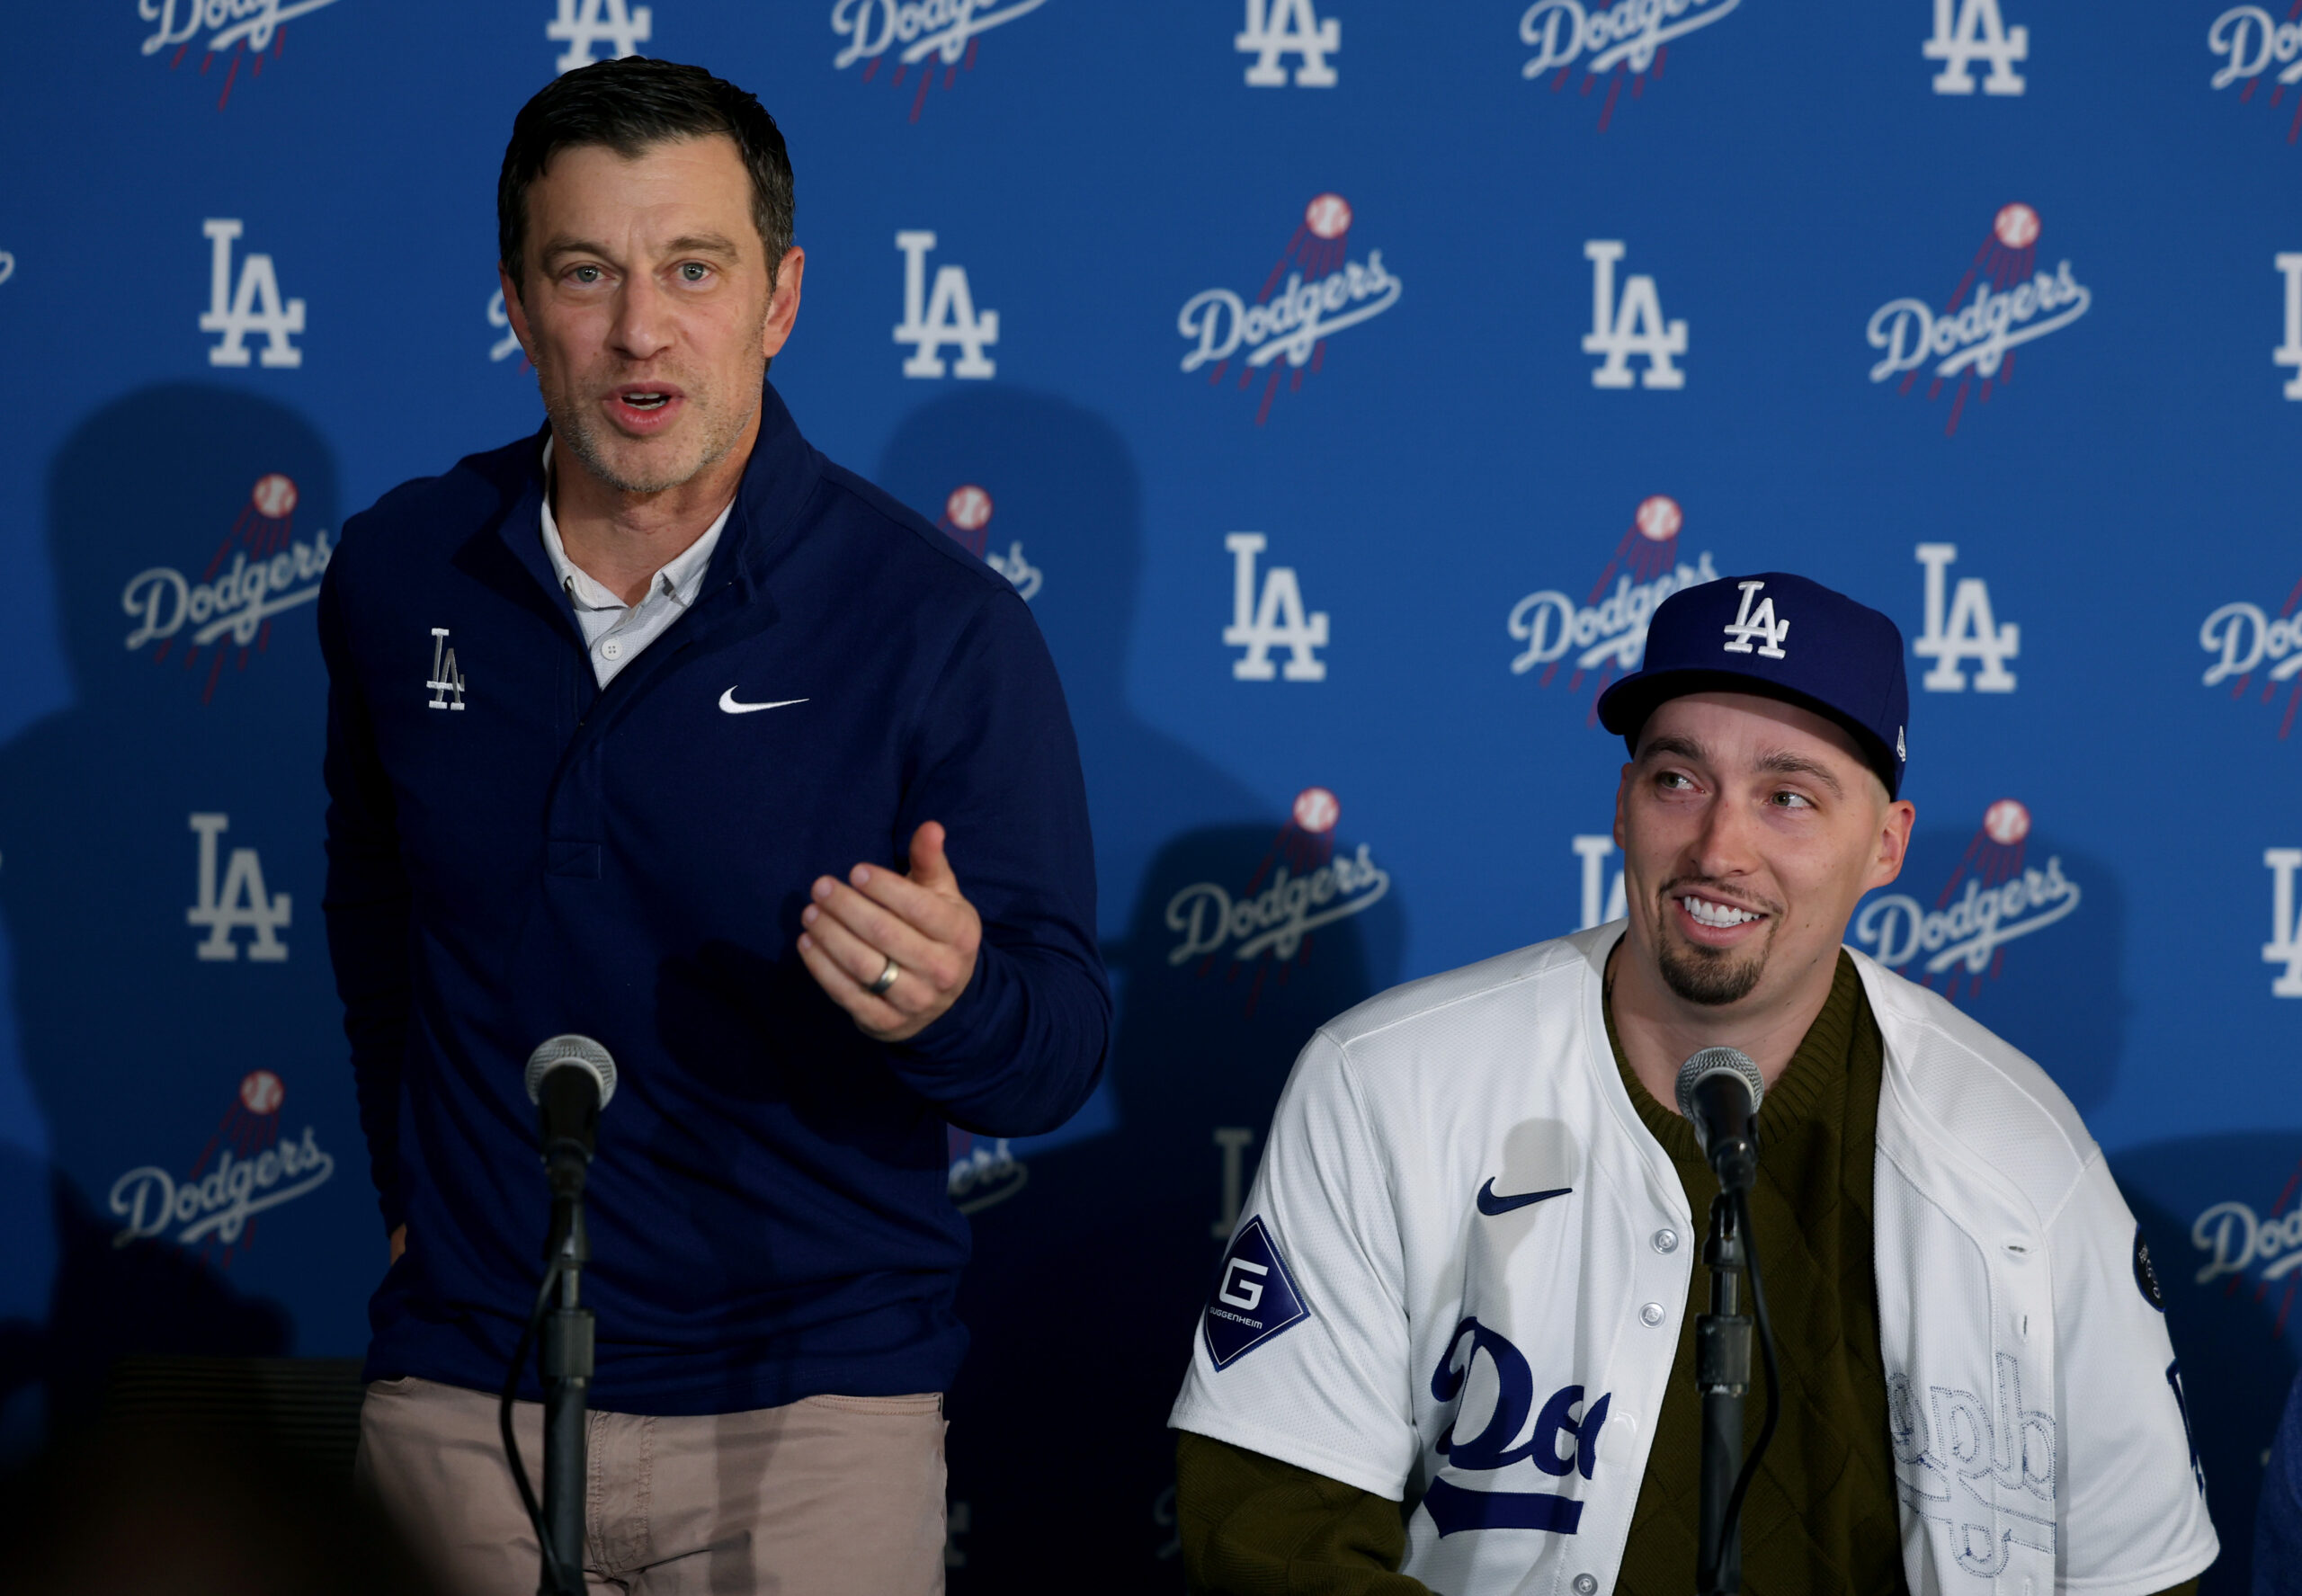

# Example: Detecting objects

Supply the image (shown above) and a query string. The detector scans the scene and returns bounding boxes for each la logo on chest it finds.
[428,627,466,710]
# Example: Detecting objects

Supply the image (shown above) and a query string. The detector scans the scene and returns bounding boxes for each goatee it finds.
[1656,935,1767,1006]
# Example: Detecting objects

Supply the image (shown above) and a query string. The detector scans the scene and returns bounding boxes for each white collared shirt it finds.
[540,437,735,689]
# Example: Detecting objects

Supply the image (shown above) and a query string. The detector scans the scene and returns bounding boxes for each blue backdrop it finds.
[2,1,2298,1587]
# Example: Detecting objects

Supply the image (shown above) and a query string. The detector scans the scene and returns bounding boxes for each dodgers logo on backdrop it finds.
[2208,6,2302,141]
[1853,800,2080,1003]
[486,290,527,366]
[1519,0,1739,129]
[109,1071,335,1259]
[1165,788,1390,1012]
[1867,203,2091,437]
[201,219,305,369]
[2199,578,2302,736]
[121,472,331,704]
[1179,194,1401,426]
[1924,0,2029,95]
[1914,543,2019,692]
[933,485,1043,599]
[1424,1317,1609,1536]
[1237,0,1339,86]
[1887,1354,2057,1576]
[832,0,1049,121]
[138,0,341,107]
[548,0,651,75]
[1507,495,1718,705]
[946,1128,1029,1213]
[2194,1159,2302,1334]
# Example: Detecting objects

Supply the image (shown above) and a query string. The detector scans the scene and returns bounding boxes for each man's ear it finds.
[761,245,806,361]
[1870,798,1916,890]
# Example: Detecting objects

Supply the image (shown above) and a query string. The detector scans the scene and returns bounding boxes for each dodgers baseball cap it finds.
[1595,572,1910,798]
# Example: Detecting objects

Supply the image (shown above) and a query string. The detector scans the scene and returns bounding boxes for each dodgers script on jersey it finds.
[1170,924,2217,1595]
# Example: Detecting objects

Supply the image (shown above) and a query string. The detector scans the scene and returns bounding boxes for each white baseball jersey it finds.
[1170,924,2217,1596]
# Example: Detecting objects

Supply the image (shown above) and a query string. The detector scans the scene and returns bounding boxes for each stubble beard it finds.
[537,343,766,498]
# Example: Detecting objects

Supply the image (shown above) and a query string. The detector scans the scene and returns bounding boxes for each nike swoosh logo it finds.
[1476,1178,1573,1217]
[718,689,808,715]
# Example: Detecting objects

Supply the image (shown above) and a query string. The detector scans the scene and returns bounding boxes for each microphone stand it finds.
[537,1137,594,1596]
[1694,1190,1751,1596]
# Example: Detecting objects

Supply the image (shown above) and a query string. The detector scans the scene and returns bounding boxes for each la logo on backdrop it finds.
[120,471,333,705]
[1851,798,2082,1004]
[108,1069,336,1262]
[1164,788,1391,1016]
[1505,495,1719,715]
[830,0,1049,121]
[137,0,340,108]
[1867,203,2092,437]
[1178,193,1402,426]
[549,0,651,73]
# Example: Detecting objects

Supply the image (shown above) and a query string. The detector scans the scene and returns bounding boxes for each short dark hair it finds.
[497,58,794,290]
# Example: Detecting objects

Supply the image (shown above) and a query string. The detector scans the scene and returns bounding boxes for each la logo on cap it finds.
[1721,579,1789,659]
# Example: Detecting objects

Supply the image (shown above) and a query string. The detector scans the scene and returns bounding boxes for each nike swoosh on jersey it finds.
[718,689,808,715]
[1476,1178,1573,1217]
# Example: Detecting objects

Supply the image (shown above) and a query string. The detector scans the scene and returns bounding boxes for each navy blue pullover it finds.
[318,382,1108,1414]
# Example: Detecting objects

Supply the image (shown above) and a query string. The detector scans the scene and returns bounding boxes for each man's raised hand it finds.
[797,821,983,1043]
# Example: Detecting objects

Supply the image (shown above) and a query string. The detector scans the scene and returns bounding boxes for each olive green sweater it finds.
[1177,954,2201,1596]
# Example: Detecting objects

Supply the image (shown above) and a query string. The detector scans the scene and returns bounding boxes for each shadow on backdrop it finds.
[1851,825,2128,1116]
[876,391,1406,1585]
[0,384,354,1453]
[2114,1133,2302,1595]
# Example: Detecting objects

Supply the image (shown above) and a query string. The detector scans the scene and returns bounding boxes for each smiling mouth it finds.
[1677,893,1767,930]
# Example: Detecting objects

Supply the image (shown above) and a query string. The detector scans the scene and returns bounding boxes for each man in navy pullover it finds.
[323,59,1107,1594]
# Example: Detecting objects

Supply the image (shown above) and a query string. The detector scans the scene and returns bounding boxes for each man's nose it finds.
[1684,791,1762,883]
[608,272,674,362]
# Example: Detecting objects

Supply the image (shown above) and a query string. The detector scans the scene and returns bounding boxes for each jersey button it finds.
[1652,1227,1679,1254]
[1639,1302,1665,1327]
[1574,1575,1599,1594]
[601,638,623,661]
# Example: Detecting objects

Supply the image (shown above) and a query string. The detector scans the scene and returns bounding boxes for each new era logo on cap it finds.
[1594,571,1911,798]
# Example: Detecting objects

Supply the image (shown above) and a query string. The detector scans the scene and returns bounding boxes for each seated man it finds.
[1169,574,2215,1594]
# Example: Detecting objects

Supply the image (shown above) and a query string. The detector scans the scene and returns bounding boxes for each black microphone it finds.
[513,1036,617,1596]
[524,1034,618,1195]
[1674,1047,1764,1193]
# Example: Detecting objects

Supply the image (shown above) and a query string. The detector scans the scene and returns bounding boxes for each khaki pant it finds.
[356,1376,946,1596]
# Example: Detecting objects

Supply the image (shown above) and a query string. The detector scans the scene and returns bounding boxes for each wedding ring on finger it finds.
[869,956,901,996]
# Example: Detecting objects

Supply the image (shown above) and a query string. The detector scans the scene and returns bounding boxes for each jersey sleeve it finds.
[2047,1152,2218,1592]
[1169,1028,1422,1501]
[1174,1431,1430,1595]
